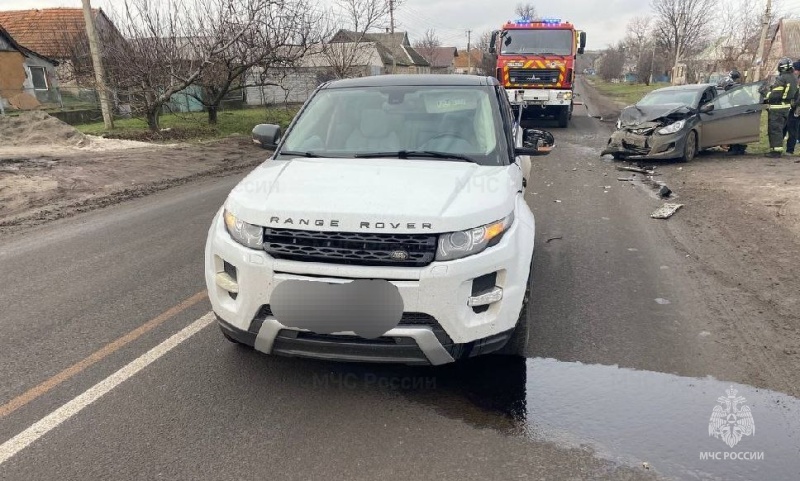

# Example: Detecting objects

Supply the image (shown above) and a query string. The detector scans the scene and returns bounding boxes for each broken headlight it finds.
[223,209,264,249]
[657,119,686,135]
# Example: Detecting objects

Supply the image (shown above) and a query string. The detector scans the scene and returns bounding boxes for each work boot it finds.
[766,151,782,158]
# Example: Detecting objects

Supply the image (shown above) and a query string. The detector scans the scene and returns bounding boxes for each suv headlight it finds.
[657,119,686,135]
[223,209,264,249]
[436,212,514,261]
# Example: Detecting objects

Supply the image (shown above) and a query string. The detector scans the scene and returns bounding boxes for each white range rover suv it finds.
[204,74,554,365]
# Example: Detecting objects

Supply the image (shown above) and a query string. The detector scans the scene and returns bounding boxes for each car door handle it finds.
[745,109,758,114]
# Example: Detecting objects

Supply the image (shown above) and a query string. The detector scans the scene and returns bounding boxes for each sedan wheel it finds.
[681,130,697,162]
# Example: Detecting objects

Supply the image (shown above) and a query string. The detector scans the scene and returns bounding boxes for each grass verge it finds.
[585,76,669,106]
[75,107,298,142]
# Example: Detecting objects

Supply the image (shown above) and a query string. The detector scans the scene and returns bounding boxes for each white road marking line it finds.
[0,312,215,466]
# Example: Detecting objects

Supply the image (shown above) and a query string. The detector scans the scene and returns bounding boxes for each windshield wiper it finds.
[278,150,323,158]
[353,150,478,163]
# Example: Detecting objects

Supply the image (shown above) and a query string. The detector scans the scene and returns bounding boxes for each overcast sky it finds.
[5,0,800,50]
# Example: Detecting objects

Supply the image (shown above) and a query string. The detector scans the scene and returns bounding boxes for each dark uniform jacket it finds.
[764,72,798,106]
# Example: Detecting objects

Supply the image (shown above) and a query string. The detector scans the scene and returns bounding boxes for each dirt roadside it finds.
[0,112,268,236]
[580,76,800,396]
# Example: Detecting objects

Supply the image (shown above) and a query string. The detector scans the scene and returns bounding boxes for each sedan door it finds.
[698,82,766,148]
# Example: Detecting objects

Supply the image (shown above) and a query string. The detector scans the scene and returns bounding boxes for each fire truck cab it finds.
[489,18,586,127]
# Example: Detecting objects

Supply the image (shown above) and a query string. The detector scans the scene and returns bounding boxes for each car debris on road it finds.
[651,203,684,219]
[616,165,655,175]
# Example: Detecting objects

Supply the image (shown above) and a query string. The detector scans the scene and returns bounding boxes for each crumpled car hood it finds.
[618,103,695,128]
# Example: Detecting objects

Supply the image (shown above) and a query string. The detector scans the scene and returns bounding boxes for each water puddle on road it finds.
[389,357,800,480]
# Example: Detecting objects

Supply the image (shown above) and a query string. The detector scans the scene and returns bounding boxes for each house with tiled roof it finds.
[0,7,124,85]
[417,46,458,74]
[454,49,486,75]
[0,26,59,110]
[330,29,431,74]
[762,18,800,80]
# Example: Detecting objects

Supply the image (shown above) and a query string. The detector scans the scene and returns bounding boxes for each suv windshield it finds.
[500,29,574,55]
[278,85,507,166]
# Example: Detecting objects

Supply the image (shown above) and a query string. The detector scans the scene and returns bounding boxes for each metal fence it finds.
[0,85,249,120]
[0,86,102,113]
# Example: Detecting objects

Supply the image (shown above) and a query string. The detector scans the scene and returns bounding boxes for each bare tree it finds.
[624,16,654,83]
[45,14,125,88]
[187,0,325,124]
[514,3,537,19]
[105,0,265,131]
[714,0,787,76]
[477,30,497,77]
[651,0,718,69]
[413,28,441,64]
[598,43,626,81]
[320,0,392,79]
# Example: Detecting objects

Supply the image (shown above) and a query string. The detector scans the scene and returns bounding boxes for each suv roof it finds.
[321,74,498,89]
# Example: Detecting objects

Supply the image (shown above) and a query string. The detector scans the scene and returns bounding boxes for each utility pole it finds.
[754,0,772,81]
[81,0,113,130]
[389,0,395,34]
[389,0,396,73]
[649,42,657,85]
[466,30,472,74]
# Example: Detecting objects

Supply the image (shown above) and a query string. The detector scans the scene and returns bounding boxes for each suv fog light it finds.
[215,272,239,294]
[468,287,503,307]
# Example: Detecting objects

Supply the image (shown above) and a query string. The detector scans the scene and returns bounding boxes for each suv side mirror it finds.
[700,103,714,114]
[252,124,282,149]
[517,128,555,156]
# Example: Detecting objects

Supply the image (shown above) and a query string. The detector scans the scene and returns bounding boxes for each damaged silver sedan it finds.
[601,83,766,161]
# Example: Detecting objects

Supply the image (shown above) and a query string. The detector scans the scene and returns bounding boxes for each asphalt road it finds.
[1,92,798,481]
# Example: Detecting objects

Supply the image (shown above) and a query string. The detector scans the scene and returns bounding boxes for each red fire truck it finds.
[489,17,586,127]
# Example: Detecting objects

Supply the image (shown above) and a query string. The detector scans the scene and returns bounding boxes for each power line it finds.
[395,6,465,33]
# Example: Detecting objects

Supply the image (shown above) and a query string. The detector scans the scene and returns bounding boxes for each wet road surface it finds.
[1,93,799,480]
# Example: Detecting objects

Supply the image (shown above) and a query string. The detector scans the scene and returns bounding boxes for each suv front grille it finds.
[508,68,561,85]
[262,228,438,267]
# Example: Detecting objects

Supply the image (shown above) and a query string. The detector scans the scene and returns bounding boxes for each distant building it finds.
[417,46,458,74]
[0,8,124,86]
[245,30,433,106]
[454,49,485,75]
[0,26,59,110]
[329,30,431,74]
[762,18,800,80]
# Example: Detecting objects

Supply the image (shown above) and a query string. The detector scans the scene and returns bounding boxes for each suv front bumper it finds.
[205,203,535,365]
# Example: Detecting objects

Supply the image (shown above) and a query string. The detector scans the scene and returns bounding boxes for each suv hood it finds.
[619,103,696,128]
[225,157,519,234]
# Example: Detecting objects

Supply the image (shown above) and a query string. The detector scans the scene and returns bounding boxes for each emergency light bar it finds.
[507,17,566,27]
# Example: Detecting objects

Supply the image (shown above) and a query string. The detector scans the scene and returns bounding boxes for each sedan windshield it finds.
[500,29,574,55]
[279,85,507,166]
[637,90,700,107]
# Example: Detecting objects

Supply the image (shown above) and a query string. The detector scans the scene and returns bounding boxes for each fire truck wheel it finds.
[557,107,569,128]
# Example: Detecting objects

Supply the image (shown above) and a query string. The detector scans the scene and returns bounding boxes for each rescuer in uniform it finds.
[763,58,798,158]
[785,60,800,156]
